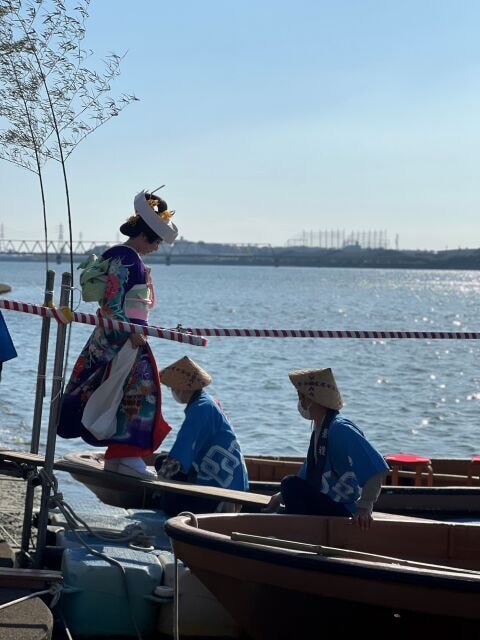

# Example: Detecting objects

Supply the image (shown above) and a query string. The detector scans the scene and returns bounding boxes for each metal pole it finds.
[34,271,71,567]
[19,270,56,565]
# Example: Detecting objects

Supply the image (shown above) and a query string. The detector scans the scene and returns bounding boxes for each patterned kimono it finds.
[57,245,171,457]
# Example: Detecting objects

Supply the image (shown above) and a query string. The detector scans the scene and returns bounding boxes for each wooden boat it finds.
[0,448,271,512]
[165,512,480,638]
[57,450,480,518]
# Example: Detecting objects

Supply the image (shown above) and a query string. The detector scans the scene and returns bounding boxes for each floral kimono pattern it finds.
[57,245,170,456]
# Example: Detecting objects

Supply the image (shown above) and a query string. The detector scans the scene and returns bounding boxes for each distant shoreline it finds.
[0,245,479,270]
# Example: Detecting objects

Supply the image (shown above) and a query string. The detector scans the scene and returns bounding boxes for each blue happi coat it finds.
[298,413,388,514]
[169,390,249,491]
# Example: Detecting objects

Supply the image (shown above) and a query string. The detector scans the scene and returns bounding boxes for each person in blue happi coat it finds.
[0,310,17,382]
[264,367,388,529]
[155,356,249,515]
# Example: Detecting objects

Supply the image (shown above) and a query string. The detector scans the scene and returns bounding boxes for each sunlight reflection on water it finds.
[1,262,480,502]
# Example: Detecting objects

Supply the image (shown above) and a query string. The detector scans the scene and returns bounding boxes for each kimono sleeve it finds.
[100,248,145,337]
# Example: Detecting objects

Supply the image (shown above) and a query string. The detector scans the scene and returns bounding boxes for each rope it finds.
[178,327,480,340]
[37,468,148,640]
[0,583,62,612]
[174,549,180,640]
[172,512,198,640]
[0,299,207,347]
[39,470,151,548]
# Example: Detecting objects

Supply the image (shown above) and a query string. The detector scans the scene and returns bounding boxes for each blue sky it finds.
[2,0,480,250]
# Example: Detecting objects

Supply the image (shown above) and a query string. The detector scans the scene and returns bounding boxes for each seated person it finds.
[155,356,249,515]
[264,367,388,529]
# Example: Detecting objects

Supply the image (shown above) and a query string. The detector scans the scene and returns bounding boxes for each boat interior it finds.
[170,512,480,571]
[64,449,480,487]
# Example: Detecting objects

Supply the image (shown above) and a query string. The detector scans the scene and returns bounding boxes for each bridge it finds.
[0,238,283,266]
[0,238,116,256]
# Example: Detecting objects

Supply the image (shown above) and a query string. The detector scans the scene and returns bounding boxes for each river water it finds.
[1,260,479,506]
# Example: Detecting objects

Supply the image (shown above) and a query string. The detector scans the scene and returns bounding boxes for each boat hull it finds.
[165,513,480,639]
[59,451,480,517]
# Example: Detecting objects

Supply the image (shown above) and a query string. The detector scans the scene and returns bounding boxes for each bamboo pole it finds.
[19,270,56,565]
[230,532,480,576]
[34,272,71,567]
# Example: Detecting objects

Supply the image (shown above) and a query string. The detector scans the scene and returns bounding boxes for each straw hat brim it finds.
[289,367,343,410]
[160,356,212,390]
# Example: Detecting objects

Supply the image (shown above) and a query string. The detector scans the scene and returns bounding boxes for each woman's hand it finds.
[262,491,283,513]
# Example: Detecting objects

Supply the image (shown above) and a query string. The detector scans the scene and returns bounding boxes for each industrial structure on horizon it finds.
[1,224,400,252]
[286,229,399,250]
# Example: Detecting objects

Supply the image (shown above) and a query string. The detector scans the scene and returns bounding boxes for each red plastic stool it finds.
[467,455,480,485]
[384,453,433,487]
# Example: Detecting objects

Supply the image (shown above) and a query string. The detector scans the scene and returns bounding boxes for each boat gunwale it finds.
[61,450,480,489]
[46,450,480,516]
[165,513,480,594]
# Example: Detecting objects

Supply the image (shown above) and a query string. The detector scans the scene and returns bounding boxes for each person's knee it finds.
[280,475,304,508]
[281,474,302,494]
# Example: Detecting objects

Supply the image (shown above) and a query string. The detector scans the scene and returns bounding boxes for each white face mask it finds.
[171,389,185,404]
[297,399,312,420]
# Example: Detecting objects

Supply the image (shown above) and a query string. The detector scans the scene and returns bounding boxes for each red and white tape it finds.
[0,299,207,347]
[2,299,479,342]
[179,327,480,340]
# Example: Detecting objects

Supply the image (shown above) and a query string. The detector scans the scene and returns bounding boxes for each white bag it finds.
[82,341,138,440]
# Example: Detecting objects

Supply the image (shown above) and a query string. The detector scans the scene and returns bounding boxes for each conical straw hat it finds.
[160,356,212,390]
[288,367,343,410]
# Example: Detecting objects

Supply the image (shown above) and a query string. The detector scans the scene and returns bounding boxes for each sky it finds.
[1,0,480,250]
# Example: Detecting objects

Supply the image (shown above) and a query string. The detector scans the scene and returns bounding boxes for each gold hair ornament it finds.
[146,197,175,221]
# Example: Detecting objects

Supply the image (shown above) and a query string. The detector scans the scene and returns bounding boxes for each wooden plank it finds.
[50,452,270,507]
[0,567,62,589]
[229,532,480,575]
[0,450,47,466]
[0,449,269,507]
[373,511,451,525]
[150,477,271,507]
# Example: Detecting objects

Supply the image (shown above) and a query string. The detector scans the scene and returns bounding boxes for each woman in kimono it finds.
[57,190,178,478]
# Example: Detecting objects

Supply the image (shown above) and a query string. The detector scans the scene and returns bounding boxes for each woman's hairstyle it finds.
[119,194,168,243]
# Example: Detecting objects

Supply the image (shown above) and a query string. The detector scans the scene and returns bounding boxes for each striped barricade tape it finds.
[0,299,207,347]
[178,327,480,339]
